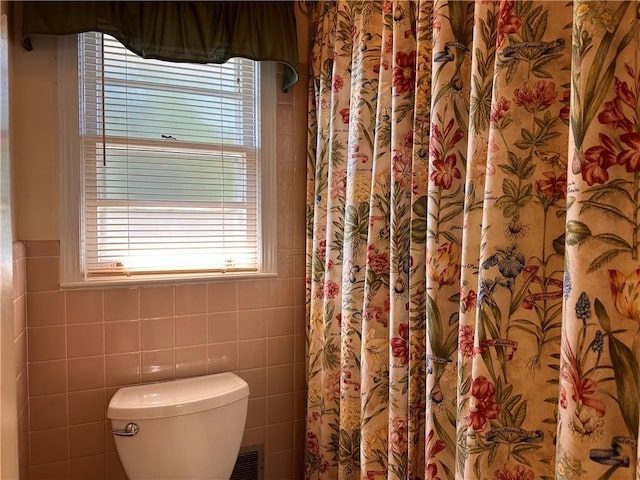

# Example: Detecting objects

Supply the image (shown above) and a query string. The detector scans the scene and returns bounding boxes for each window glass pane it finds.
[78,32,261,274]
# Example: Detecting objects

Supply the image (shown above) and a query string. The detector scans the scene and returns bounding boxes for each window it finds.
[59,33,276,285]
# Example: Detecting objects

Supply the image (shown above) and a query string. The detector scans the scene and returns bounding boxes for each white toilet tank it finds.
[107,372,249,480]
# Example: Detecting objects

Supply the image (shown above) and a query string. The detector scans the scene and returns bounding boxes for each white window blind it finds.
[78,33,262,277]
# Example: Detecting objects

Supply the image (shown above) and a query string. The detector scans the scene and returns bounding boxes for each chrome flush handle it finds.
[112,423,139,437]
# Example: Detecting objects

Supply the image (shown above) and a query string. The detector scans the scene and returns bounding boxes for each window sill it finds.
[60,271,278,289]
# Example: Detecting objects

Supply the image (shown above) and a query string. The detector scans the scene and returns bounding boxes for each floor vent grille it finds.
[230,445,264,480]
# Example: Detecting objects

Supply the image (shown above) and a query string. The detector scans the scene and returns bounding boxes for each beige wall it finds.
[10,6,311,479]
[11,34,59,241]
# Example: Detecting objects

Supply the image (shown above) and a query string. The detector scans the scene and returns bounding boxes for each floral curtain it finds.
[305,1,640,479]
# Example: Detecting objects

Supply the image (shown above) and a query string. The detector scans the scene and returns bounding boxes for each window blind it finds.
[78,33,260,276]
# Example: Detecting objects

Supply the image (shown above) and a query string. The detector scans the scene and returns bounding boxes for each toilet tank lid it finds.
[107,373,249,420]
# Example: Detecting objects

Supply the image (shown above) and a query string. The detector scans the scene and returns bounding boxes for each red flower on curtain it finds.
[614,76,635,107]
[332,74,344,93]
[560,383,568,408]
[323,280,340,299]
[430,154,461,189]
[393,152,413,188]
[493,464,535,480]
[458,324,475,357]
[617,133,640,172]
[390,323,409,365]
[598,97,634,132]
[497,0,522,47]
[560,339,606,417]
[392,51,416,94]
[513,81,557,112]
[431,118,465,152]
[339,107,350,124]
[461,289,477,313]
[426,429,446,458]
[364,305,388,328]
[331,169,347,196]
[305,429,329,472]
[367,244,390,274]
[426,463,442,480]
[317,239,326,260]
[468,376,501,431]
[389,417,408,454]
[325,372,341,402]
[536,170,567,199]
[582,134,617,185]
[490,96,511,123]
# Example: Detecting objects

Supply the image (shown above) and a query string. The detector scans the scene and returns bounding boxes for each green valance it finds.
[21,1,299,90]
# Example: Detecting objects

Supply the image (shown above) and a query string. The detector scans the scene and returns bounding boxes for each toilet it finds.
[107,372,249,480]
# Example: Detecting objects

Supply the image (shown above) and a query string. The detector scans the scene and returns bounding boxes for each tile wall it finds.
[14,241,29,479]
[20,67,308,480]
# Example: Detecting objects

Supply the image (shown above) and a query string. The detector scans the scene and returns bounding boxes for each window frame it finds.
[57,34,277,287]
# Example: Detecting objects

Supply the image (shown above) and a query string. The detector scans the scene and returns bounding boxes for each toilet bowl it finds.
[107,372,249,480]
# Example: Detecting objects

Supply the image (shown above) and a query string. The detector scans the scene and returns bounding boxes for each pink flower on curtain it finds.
[560,337,606,417]
[392,51,416,94]
[390,323,409,365]
[490,96,511,123]
[608,267,640,323]
[430,154,461,189]
[497,0,522,47]
[323,279,340,299]
[559,384,568,409]
[332,74,344,93]
[513,81,557,112]
[306,430,320,456]
[431,118,465,152]
[617,133,640,172]
[582,134,617,185]
[598,97,634,132]
[331,169,347,196]
[393,152,413,188]
[366,244,390,274]
[339,107,350,124]
[364,305,387,328]
[402,131,414,148]
[458,324,475,357]
[428,241,461,286]
[325,372,341,402]
[533,80,558,108]
[389,417,408,454]
[384,37,393,55]
[536,170,567,199]
[493,464,535,480]
[317,239,326,260]
[461,289,477,313]
[468,376,501,431]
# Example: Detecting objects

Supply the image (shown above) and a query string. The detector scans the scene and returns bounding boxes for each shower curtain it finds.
[304,1,640,479]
